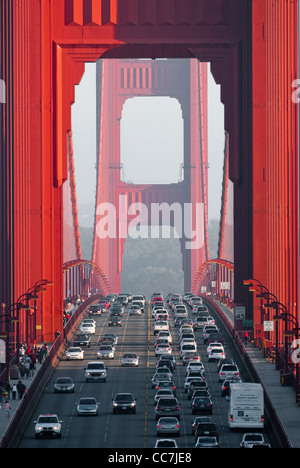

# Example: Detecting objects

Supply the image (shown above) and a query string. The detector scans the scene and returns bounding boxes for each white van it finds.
[228,383,264,429]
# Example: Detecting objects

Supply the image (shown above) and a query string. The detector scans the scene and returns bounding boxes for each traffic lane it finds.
[18,306,150,448]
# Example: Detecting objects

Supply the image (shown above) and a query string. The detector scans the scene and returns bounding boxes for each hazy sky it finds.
[71,61,225,223]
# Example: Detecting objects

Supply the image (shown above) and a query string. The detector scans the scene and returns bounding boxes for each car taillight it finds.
[156,406,161,411]
[261,415,264,422]
[220,372,225,375]
[230,415,233,421]
[157,425,161,428]
[234,372,239,375]
[174,405,179,411]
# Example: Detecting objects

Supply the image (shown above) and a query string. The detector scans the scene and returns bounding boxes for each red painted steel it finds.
[91,59,209,293]
[0,0,298,344]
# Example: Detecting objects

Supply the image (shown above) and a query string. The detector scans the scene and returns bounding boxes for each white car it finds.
[80,321,96,334]
[77,397,100,416]
[154,439,178,448]
[34,414,62,439]
[121,353,139,367]
[65,347,84,360]
[154,321,169,335]
[186,362,205,375]
[240,433,266,448]
[157,331,173,343]
[155,343,172,355]
[219,364,240,382]
[208,348,225,362]
[180,343,197,359]
[206,343,224,355]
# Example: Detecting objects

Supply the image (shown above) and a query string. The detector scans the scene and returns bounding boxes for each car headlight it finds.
[36,426,42,431]
[53,426,60,430]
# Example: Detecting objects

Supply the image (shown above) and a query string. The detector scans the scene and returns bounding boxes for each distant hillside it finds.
[78,218,220,296]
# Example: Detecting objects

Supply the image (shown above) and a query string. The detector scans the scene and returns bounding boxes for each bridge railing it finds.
[0,294,102,448]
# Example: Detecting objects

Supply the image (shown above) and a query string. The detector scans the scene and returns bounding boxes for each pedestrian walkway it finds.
[0,361,42,440]
[214,299,300,448]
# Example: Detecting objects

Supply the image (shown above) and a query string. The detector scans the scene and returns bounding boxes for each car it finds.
[156,359,175,372]
[194,421,219,441]
[121,353,139,367]
[80,322,96,334]
[155,396,180,420]
[203,327,218,343]
[221,376,242,397]
[103,332,118,344]
[184,376,204,392]
[99,337,116,349]
[182,352,201,366]
[81,318,96,325]
[154,439,178,448]
[112,393,137,414]
[206,342,224,355]
[129,305,142,315]
[190,389,211,403]
[240,433,266,448]
[193,316,208,330]
[151,372,172,388]
[154,320,169,335]
[34,414,62,439]
[97,345,115,359]
[180,343,197,359]
[191,416,214,435]
[186,362,205,374]
[155,343,172,356]
[54,377,75,393]
[192,397,213,414]
[159,354,176,369]
[194,437,219,448]
[154,389,175,405]
[217,358,235,372]
[73,334,91,347]
[157,331,172,343]
[157,417,180,436]
[208,348,226,362]
[65,347,84,360]
[77,397,100,416]
[207,333,224,345]
[219,364,240,382]
[108,315,122,327]
[187,381,208,400]
[88,304,102,315]
[156,380,177,395]
[85,361,107,382]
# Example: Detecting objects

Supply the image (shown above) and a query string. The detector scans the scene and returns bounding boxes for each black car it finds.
[73,334,91,347]
[112,393,137,414]
[109,316,122,327]
[156,359,175,372]
[88,304,102,315]
[191,397,213,415]
[194,422,219,441]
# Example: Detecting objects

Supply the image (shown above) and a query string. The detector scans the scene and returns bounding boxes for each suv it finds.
[85,361,107,382]
[34,414,62,439]
[155,397,180,420]
[219,364,240,382]
[112,393,137,414]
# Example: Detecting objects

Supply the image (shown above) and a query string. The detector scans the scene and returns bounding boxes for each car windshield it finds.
[87,363,105,369]
[79,398,96,405]
[222,365,238,371]
[38,416,58,423]
[56,378,73,384]
[245,435,263,441]
[156,441,176,447]
[123,354,137,358]
[69,348,81,352]
[158,398,177,405]
[115,394,134,401]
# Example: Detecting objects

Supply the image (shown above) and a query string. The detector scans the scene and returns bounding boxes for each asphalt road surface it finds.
[17,300,271,449]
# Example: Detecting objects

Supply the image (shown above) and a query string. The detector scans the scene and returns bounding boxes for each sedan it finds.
[208,348,226,362]
[54,377,75,393]
[73,334,91,348]
[153,389,175,405]
[77,397,99,416]
[154,439,178,448]
[121,353,139,367]
[182,352,201,366]
[97,345,115,359]
[108,316,122,327]
[151,372,172,388]
[157,417,180,436]
[240,433,266,448]
[129,305,142,316]
[155,343,172,356]
[65,347,84,360]
[80,322,96,334]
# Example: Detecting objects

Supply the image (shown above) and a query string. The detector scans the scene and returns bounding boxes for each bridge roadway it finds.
[17,301,272,449]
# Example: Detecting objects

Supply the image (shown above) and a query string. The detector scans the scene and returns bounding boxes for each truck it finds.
[228,382,264,430]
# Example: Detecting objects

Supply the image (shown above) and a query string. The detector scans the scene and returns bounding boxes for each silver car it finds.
[121,353,139,367]
[157,417,180,436]
[97,345,115,359]
[77,397,99,416]
[54,377,75,393]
